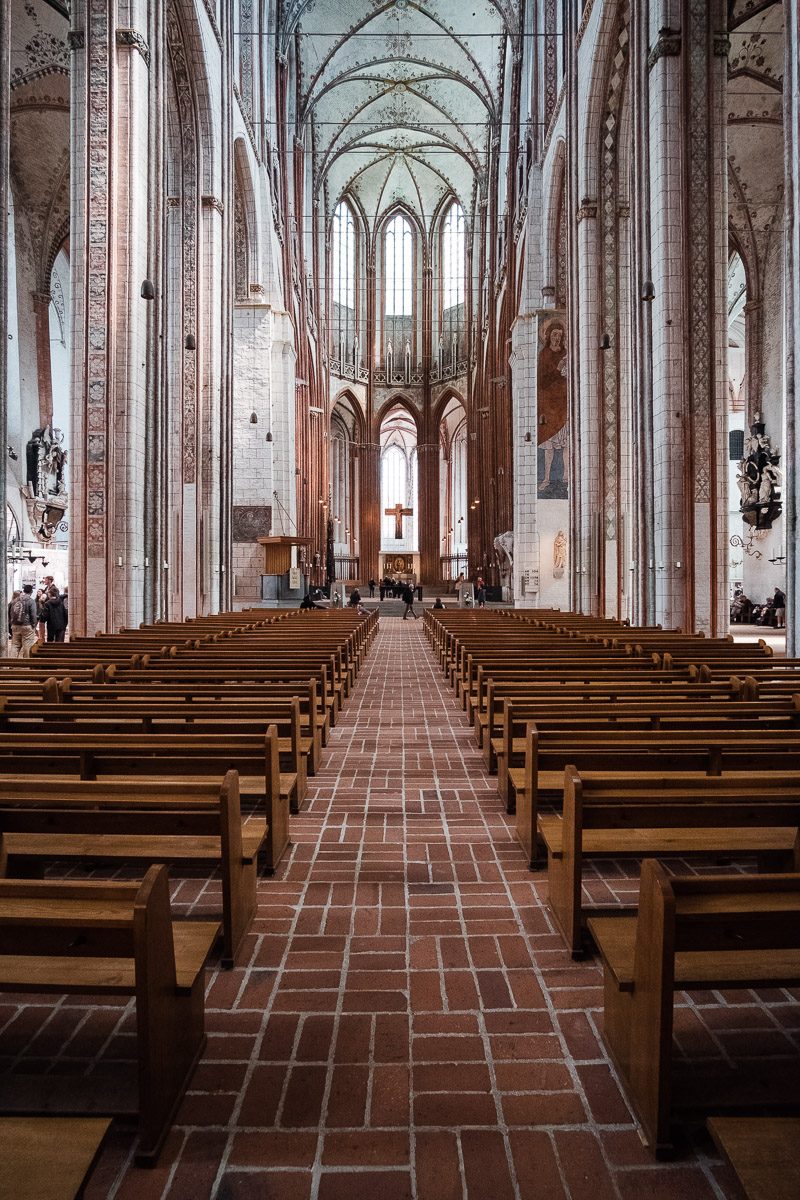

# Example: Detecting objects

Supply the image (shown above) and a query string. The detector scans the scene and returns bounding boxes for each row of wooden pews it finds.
[0,606,377,1180]
[424,607,800,1183]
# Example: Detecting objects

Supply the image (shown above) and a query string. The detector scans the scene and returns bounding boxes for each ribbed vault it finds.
[285,0,512,232]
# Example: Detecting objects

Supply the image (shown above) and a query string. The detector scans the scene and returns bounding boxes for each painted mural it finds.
[536,312,568,499]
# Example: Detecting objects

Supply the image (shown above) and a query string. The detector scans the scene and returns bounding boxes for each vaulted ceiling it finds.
[283,0,515,235]
[727,0,785,288]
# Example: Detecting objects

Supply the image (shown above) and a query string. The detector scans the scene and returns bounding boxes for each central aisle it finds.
[97,618,733,1199]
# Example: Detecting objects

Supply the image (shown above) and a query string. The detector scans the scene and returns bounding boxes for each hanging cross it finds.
[385,501,413,539]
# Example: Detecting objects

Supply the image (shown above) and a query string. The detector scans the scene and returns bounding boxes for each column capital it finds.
[647,28,681,71]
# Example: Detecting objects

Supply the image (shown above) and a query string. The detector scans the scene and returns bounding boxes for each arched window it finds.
[331,201,356,360]
[385,213,413,316]
[441,201,465,309]
[440,201,465,372]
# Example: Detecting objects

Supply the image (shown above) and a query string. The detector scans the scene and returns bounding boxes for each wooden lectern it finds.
[257,536,313,575]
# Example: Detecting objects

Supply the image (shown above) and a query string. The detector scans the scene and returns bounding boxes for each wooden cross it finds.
[385,502,413,539]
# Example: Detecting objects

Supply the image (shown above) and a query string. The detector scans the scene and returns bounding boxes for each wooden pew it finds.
[515,724,800,868]
[0,866,217,1164]
[0,768,262,967]
[0,727,290,870]
[708,1117,800,1200]
[495,694,800,801]
[0,698,310,810]
[543,767,800,955]
[588,862,800,1154]
[0,1117,111,1200]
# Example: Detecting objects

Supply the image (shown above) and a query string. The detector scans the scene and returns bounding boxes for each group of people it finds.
[377,576,422,602]
[455,572,487,608]
[7,575,68,657]
[730,585,786,628]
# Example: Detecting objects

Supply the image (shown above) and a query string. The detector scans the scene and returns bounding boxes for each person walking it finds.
[401,582,418,620]
[476,577,487,609]
[40,586,68,642]
[773,586,786,628]
[8,584,38,657]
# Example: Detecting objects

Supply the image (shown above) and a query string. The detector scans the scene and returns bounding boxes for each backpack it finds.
[10,596,27,625]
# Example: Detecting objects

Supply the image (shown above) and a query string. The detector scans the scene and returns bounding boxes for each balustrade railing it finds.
[334,556,360,581]
[440,553,468,582]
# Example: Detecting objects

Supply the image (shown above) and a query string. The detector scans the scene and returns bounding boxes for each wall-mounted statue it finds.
[493,530,514,597]
[553,530,566,577]
[737,413,782,530]
[23,426,68,543]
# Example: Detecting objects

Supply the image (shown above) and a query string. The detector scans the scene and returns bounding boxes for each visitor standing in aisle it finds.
[401,582,418,620]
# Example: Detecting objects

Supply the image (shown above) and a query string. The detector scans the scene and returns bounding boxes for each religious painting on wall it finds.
[536,312,568,499]
[382,554,414,575]
[233,506,272,541]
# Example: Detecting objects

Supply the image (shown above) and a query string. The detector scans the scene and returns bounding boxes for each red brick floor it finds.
[9,619,799,1197]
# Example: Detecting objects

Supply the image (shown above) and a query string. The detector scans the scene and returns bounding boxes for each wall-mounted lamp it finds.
[140,279,155,301]
[250,412,258,424]
[599,333,611,350]
[641,280,655,302]
[185,333,196,351]
[295,467,301,476]
[7,447,17,461]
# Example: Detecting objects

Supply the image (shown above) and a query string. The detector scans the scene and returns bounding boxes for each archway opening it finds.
[438,396,467,582]
[329,397,360,581]
[380,405,418,569]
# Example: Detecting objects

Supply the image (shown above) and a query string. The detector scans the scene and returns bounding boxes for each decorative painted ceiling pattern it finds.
[285,0,511,232]
[9,2,70,289]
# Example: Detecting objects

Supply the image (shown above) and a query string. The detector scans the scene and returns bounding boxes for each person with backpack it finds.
[8,584,38,657]
[401,582,418,620]
[40,586,68,643]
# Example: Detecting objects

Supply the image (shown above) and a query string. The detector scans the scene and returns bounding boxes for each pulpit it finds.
[257,536,312,604]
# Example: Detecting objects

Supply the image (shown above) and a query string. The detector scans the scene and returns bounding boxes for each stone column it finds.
[418,438,440,585]
[785,0,800,654]
[359,440,380,584]
[69,1,158,634]
[645,1,728,634]
[0,0,10,615]
[31,292,54,426]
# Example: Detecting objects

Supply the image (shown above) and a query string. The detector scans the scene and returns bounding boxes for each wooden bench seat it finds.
[0,866,216,1164]
[543,766,800,955]
[515,724,800,869]
[0,726,290,870]
[588,862,800,1154]
[0,768,262,966]
[708,1116,800,1200]
[0,1116,112,1200]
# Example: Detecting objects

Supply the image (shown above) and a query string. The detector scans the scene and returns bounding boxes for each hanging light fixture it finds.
[599,333,611,350]
[250,412,258,424]
[265,430,273,443]
[140,279,155,300]
[185,333,196,351]
[641,280,655,302]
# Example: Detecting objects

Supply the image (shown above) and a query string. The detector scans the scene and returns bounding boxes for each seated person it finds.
[349,588,361,608]
[433,597,444,609]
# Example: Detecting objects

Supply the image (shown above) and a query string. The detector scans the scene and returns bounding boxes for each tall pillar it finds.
[786,0,800,654]
[32,292,54,426]
[418,438,439,585]
[70,0,160,634]
[359,441,380,583]
[0,0,10,615]
[645,1,728,634]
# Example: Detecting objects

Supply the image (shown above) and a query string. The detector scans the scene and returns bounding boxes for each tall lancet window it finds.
[384,213,414,374]
[440,201,465,368]
[331,201,356,365]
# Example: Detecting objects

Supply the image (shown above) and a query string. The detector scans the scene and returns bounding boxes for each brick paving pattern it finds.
[5,619,798,1197]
